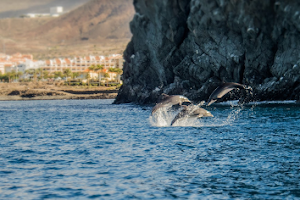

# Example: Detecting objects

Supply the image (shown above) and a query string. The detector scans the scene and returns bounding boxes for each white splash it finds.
[149,106,242,128]
[149,100,298,127]
[149,107,178,127]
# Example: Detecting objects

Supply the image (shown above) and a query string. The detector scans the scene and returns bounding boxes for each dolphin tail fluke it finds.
[170,108,187,126]
[170,117,179,126]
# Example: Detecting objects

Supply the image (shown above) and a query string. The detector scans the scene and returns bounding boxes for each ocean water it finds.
[0,99,300,199]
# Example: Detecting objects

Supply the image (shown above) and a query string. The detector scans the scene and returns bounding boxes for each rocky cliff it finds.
[115,0,300,104]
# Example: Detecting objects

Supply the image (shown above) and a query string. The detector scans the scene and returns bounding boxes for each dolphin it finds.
[151,94,191,115]
[171,105,213,126]
[206,82,251,106]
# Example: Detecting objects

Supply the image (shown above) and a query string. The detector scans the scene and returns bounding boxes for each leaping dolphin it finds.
[171,105,213,126]
[206,82,251,106]
[151,94,191,115]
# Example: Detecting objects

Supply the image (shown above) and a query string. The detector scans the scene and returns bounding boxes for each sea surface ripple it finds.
[0,99,300,199]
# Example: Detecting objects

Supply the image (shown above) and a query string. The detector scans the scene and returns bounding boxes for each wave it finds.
[215,100,298,106]
[248,100,297,105]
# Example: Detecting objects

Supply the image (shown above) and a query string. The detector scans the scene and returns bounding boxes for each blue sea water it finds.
[0,99,300,199]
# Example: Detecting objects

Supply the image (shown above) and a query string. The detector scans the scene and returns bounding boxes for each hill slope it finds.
[0,0,135,58]
[26,0,134,42]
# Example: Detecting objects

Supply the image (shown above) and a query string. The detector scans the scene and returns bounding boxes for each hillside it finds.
[26,0,134,43]
[0,0,135,59]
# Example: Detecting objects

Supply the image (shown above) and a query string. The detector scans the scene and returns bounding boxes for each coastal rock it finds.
[115,0,300,104]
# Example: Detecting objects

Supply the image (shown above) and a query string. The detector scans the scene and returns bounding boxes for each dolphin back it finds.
[207,82,247,106]
[151,95,184,115]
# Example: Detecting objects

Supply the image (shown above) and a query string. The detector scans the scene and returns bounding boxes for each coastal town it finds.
[0,2,130,101]
[0,52,123,101]
[0,53,124,85]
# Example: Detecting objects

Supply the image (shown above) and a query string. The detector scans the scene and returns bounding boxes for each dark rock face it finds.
[115,0,300,104]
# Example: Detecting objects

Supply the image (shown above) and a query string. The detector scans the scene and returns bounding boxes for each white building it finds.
[40,54,123,73]
[50,7,63,16]
[23,13,50,18]
[0,63,5,74]
[17,60,45,73]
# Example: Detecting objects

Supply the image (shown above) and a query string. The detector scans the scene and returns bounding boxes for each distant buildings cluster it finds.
[41,54,123,73]
[0,53,34,74]
[21,7,64,18]
[0,53,124,83]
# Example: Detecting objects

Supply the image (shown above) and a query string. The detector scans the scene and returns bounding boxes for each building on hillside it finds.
[41,58,75,72]
[22,13,50,18]
[21,7,63,18]
[0,61,15,73]
[50,7,63,17]
[17,60,45,73]
[40,54,124,73]
[83,68,121,83]
[0,61,11,74]
[0,53,7,59]
[13,53,40,73]
[108,54,123,69]
[84,69,98,80]
[0,53,35,73]
[10,53,33,63]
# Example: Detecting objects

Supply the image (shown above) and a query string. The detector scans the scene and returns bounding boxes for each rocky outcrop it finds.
[115,0,300,104]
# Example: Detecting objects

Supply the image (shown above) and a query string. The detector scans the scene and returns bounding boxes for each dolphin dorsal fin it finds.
[160,93,169,100]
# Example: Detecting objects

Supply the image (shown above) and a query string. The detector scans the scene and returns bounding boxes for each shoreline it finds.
[0,82,118,101]
[0,93,117,101]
